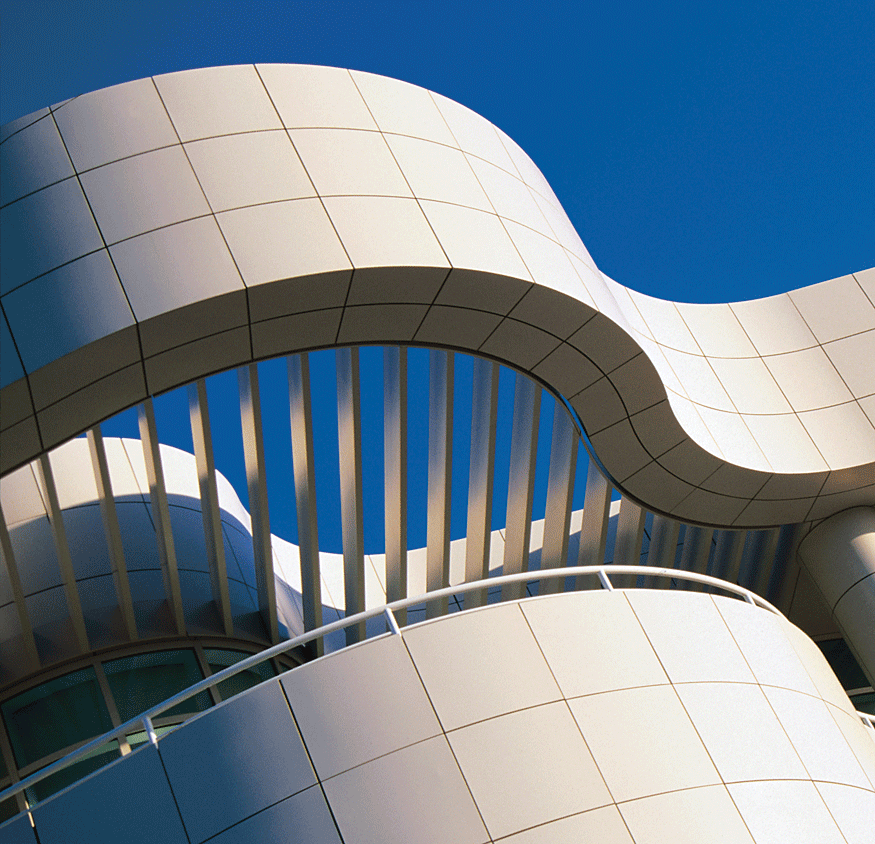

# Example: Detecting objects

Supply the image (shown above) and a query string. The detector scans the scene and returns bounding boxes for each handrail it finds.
[0,564,856,808]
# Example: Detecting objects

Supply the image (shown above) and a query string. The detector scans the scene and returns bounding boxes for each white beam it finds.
[138,399,186,635]
[427,350,453,618]
[540,403,578,595]
[746,527,781,596]
[239,364,279,644]
[464,358,499,609]
[336,348,365,643]
[189,380,234,637]
[711,529,746,585]
[614,497,646,589]
[0,503,40,671]
[288,353,323,653]
[502,374,540,602]
[383,346,408,624]
[37,454,89,652]
[678,524,714,591]
[576,459,612,589]
[87,427,138,640]
[645,514,681,588]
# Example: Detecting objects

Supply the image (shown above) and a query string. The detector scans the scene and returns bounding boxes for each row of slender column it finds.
[2,346,869,688]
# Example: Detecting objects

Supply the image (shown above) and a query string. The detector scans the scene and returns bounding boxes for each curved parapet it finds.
[1,64,873,526]
[9,588,875,843]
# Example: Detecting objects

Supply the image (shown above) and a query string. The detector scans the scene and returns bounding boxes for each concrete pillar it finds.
[798,506,875,687]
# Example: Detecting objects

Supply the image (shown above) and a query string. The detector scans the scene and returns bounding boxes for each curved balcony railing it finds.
[1,564,871,812]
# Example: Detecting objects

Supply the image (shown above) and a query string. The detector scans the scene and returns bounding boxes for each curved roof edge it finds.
[2,64,873,526]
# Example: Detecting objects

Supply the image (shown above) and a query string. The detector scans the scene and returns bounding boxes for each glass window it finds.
[817,639,869,692]
[125,725,177,749]
[1,667,113,769]
[204,648,275,701]
[850,691,875,716]
[103,650,211,722]
[0,796,20,824]
[26,740,120,804]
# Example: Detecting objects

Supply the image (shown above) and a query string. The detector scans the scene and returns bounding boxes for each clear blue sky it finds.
[3,1,873,551]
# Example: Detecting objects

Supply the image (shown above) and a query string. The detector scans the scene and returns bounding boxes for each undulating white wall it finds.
[13,589,875,844]
[2,65,873,524]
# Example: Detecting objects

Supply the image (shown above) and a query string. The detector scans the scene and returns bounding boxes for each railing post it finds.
[598,569,614,591]
[0,563,792,810]
[384,606,402,636]
[143,716,159,747]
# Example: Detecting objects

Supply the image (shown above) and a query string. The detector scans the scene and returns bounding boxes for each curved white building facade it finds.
[10,590,875,844]
[2,64,873,523]
[1,65,874,842]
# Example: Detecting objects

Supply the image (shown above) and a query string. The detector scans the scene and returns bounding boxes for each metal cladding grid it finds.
[9,589,875,843]
[1,65,873,526]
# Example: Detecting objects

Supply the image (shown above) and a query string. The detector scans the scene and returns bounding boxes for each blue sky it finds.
[2,1,873,551]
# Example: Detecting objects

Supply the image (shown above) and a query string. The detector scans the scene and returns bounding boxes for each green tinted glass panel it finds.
[1,667,113,768]
[205,649,275,701]
[817,639,869,691]
[0,796,19,823]
[103,650,211,721]
[126,725,177,749]
[850,691,875,716]
[25,740,119,804]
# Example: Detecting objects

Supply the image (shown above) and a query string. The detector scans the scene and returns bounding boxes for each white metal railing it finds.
[0,565,869,810]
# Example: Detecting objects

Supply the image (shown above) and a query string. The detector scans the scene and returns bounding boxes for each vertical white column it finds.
[337,348,365,642]
[288,353,323,652]
[614,498,646,566]
[239,364,279,644]
[139,399,186,635]
[384,346,408,624]
[189,380,234,636]
[36,453,89,652]
[87,426,138,640]
[576,459,612,589]
[464,358,499,609]
[711,529,746,585]
[0,503,40,671]
[540,403,578,595]
[646,514,681,588]
[798,506,875,687]
[746,527,781,596]
[501,375,540,602]
[426,350,453,618]
[678,525,714,591]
